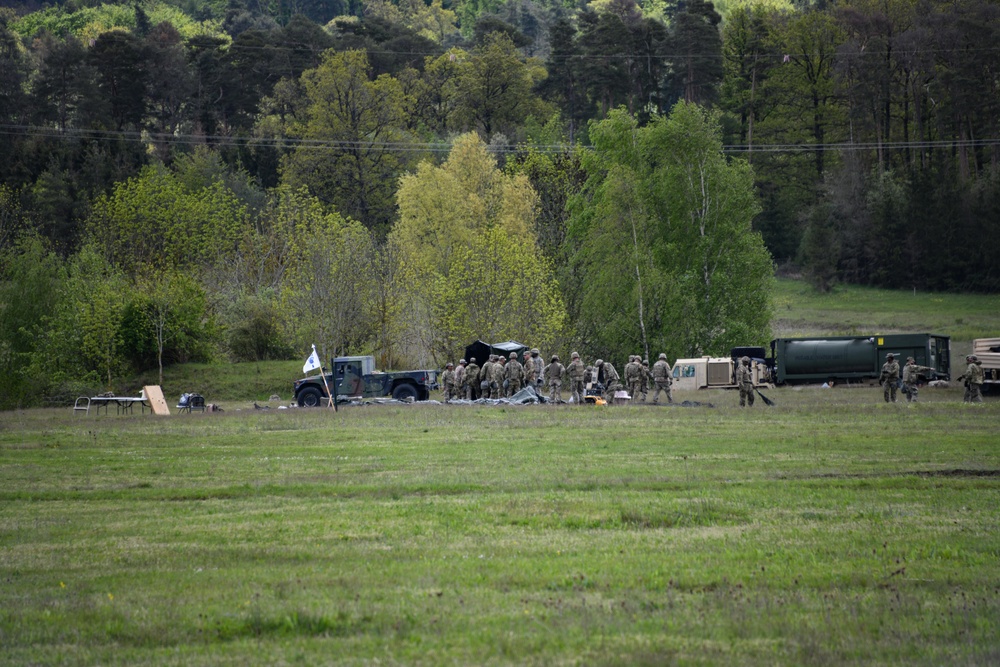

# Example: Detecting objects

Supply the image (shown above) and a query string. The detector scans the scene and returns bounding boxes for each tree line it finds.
[0,0,997,407]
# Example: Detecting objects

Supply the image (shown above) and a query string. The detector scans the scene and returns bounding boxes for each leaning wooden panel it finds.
[143,385,170,416]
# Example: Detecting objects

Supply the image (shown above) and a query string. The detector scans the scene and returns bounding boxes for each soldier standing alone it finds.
[879,353,900,403]
[651,353,673,404]
[566,352,586,404]
[735,356,754,407]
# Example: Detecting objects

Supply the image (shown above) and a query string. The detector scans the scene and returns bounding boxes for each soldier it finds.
[640,359,653,402]
[624,355,642,402]
[901,356,933,403]
[879,353,900,403]
[544,354,565,402]
[441,362,456,401]
[522,350,537,390]
[957,354,985,403]
[735,356,754,407]
[595,359,621,396]
[506,351,524,396]
[464,357,480,400]
[651,353,673,404]
[530,349,544,388]
[480,355,495,399]
[455,359,467,399]
[492,356,507,399]
[566,351,586,404]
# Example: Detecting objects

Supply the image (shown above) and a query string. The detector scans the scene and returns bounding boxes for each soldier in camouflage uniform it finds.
[566,351,586,404]
[879,353,900,403]
[624,356,640,401]
[480,355,495,399]
[595,359,621,395]
[957,355,985,403]
[530,349,544,389]
[640,359,653,402]
[505,351,524,396]
[464,357,480,400]
[544,354,565,402]
[441,362,457,401]
[651,353,673,404]
[735,356,754,407]
[523,350,537,389]
[492,357,507,398]
[901,356,933,403]
[455,359,466,398]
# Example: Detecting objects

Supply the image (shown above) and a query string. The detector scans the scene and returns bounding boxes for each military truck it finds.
[294,356,435,406]
[972,338,1000,392]
[671,355,770,391]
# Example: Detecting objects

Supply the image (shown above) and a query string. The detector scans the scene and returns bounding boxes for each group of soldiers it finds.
[438,349,675,405]
[878,352,984,403]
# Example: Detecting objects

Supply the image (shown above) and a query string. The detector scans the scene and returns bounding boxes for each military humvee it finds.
[294,356,435,406]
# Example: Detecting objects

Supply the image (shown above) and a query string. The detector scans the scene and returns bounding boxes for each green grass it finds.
[774,277,1000,343]
[1,387,998,665]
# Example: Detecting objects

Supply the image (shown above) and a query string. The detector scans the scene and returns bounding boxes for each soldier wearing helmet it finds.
[464,357,480,400]
[505,351,524,396]
[595,358,621,396]
[651,353,673,404]
[566,351,586,404]
[530,348,544,389]
[957,353,985,403]
[544,354,565,402]
[522,350,537,388]
[624,356,642,403]
[878,353,900,403]
[902,356,933,403]
[441,362,457,401]
[735,355,754,407]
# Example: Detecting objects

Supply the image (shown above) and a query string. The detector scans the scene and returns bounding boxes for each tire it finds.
[391,383,418,401]
[297,386,323,407]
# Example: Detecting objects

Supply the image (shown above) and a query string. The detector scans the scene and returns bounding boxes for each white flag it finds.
[303,346,322,373]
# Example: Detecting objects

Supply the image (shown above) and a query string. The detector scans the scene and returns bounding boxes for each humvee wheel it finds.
[391,384,418,401]
[298,387,323,407]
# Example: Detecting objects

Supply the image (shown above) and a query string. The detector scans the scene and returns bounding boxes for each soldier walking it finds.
[545,355,565,402]
[901,356,933,403]
[464,357,480,400]
[566,351,586,404]
[735,356,754,407]
[651,353,673,404]
[879,353,900,403]
[505,352,524,396]
[957,355,985,403]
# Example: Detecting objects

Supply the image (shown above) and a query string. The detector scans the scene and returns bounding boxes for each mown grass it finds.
[774,277,1000,342]
[1,386,998,665]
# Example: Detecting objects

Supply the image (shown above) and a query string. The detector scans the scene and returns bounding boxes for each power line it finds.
[2,123,998,155]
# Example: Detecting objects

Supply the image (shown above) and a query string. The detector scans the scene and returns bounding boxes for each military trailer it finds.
[971,338,1000,392]
[769,334,950,385]
[671,356,769,391]
[293,355,435,406]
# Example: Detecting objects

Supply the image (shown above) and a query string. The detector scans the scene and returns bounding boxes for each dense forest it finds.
[0,0,998,406]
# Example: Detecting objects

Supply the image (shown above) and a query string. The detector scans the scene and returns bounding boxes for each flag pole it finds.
[314,345,337,412]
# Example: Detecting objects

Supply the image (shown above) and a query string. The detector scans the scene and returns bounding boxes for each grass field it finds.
[2,385,998,665]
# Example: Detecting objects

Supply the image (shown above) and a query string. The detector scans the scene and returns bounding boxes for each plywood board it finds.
[143,385,170,416]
